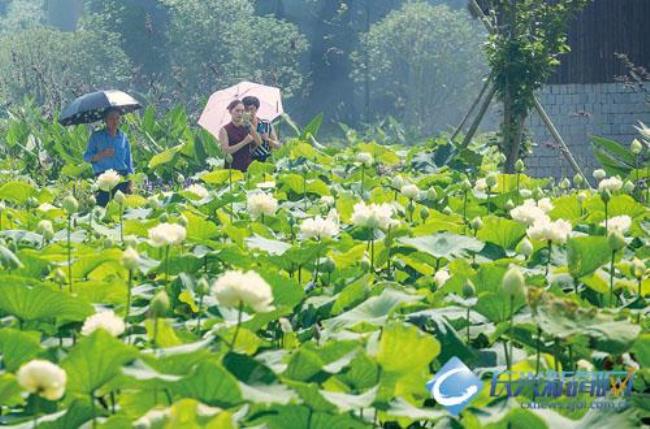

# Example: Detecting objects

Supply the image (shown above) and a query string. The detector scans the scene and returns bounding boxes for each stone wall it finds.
[525,83,650,179]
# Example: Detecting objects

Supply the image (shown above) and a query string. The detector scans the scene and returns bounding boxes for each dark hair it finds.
[103,107,122,119]
[227,99,243,111]
[242,96,260,109]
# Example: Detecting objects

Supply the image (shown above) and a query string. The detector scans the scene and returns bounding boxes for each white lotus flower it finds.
[300,211,340,240]
[401,183,420,200]
[434,269,451,288]
[634,121,650,140]
[184,183,209,199]
[81,310,126,337]
[211,270,274,312]
[356,152,373,167]
[527,217,572,244]
[536,198,554,213]
[256,181,276,189]
[96,169,122,192]
[37,203,57,212]
[474,178,487,192]
[351,201,398,230]
[148,223,187,247]
[510,200,548,226]
[598,176,623,193]
[17,360,67,401]
[247,192,278,219]
[602,215,631,234]
[320,195,335,207]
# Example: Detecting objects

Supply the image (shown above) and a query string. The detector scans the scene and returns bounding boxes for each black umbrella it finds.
[58,90,142,126]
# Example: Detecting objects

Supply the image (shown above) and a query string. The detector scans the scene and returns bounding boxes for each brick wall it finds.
[525,83,650,179]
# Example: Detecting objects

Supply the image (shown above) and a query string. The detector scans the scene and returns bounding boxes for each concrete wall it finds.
[526,83,650,179]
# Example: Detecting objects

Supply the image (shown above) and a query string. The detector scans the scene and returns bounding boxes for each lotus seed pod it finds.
[559,178,571,190]
[486,174,497,188]
[632,258,646,279]
[503,266,526,297]
[517,238,534,257]
[114,190,126,205]
[607,230,626,252]
[600,189,611,203]
[62,195,78,214]
[593,169,607,181]
[623,181,635,194]
[442,206,453,215]
[573,173,584,187]
[514,159,525,173]
[462,280,476,298]
[427,188,438,201]
[150,290,170,317]
[630,139,643,155]
[504,199,515,211]
[196,276,210,295]
[320,256,336,274]
[121,247,140,271]
[159,212,169,223]
[420,207,430,221]
[470,216,483,231]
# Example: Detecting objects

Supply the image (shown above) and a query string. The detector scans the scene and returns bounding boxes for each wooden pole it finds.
[459,83,497,150]
[451,75,492,142]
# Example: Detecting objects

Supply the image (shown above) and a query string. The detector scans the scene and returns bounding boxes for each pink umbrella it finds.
[198,81,284,139]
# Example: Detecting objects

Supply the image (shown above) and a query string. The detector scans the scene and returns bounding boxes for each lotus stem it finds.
[230,301,244,350]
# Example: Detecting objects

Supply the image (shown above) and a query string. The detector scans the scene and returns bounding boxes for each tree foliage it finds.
[351,1,487,134]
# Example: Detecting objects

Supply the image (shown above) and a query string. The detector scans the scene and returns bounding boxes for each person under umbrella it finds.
[242,96,281,162]
[218,99,262,172]
[83,108,134,206]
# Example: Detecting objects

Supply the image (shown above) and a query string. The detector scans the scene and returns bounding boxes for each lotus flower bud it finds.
[26,197,39,209]
[196,276,210,295]
[391,175,404,190]
[54,268,67,284]
[224,153,234,164]
[427,188,438,201]
[520,189,532,199]
[178,214,189,227]
[279,317,293,333]
[360,254,371,271]
[461,178,472,191]
[442,206,453,215]
[573,173,584,187]
[503,266,526,297]
[462,280,476,298]
[517,238,534,257]
[37,220,54,241]
[559,178,571,190]
[62,195,78,214]
[121,247,140,271]
[470,216,483,231]
[533,187,544,201]
[623,181,635,194]
[600,189,611,203]
[593,169,607,181]
[486,174,497,189]
[607,230,626,251]
[504,199,515,211]
[632,258,646,279]
[420,207,430,221]
[150,290,170,317]
[577,192,588,203]
[176,173,185,184]
[88,195,96,207]
[321,256,336,274]
[514,159,525,173]
[159,213,169,223]
[630,139,643,155]
[114,190,126,205]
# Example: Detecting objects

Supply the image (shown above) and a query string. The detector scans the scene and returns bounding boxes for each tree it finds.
[161,0,308,114]
[0,27,132,114]
[0,0,45,34]
[350,1,488,135]
[480,0,591,172]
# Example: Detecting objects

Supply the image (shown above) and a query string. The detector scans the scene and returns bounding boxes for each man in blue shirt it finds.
[83,108,134,206]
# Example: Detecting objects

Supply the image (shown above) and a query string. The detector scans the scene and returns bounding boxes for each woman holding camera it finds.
[218,99,262,172]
